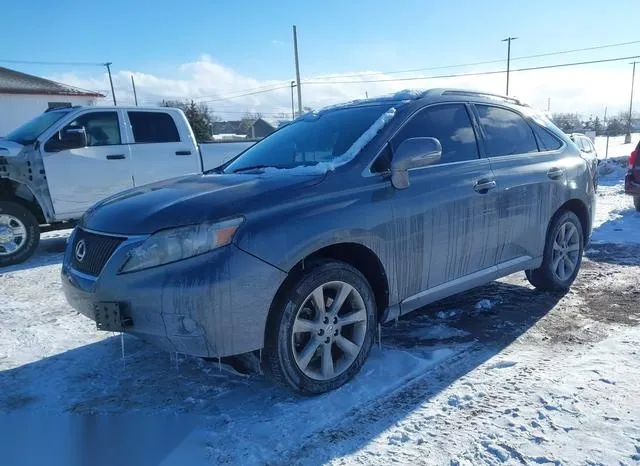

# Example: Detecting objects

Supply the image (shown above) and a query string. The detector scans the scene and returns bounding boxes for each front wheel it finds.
[634,196,640,213]
[525,210,583,292]
[0,201,40,267]
[263,260,376,394]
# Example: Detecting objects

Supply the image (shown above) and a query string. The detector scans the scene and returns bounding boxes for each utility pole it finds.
[502,37,518,96]
[365,91,369,99]
[625,61,638,144]
[547,97,550,112]
[131,75,138,106]
[290,80,296,119]
[293,25,303,115]
[105,62,116,106]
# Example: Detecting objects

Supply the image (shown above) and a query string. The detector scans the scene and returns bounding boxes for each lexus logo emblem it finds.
[75,239,87,262]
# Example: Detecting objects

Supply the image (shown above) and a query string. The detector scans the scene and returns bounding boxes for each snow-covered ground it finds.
[1,144,640,465]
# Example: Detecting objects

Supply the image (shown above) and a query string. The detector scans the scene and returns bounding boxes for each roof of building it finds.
[0,66,105,97]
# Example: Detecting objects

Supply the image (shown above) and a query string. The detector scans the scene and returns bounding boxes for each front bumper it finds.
[62,230,287,357]
[624,172,640,196]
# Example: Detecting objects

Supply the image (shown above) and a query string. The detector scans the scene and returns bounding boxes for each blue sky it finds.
[3,0,640,116]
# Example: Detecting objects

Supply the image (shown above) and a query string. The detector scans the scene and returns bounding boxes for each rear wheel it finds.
[634,196,640,213]
[0,201,40,267]
[263,260,376,394]
[526,210,583,292]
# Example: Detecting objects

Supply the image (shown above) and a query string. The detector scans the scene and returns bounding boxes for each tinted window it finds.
[65,111,121,146]
[128,112,180,143]
[393,104,479,164]
[532,124,562,151]
[476,105,538,157]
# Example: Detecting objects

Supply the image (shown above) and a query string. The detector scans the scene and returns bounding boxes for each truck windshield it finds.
[223,104,393,173]
[5,110,73,145]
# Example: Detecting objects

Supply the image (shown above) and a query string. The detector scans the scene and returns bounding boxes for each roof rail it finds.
[440,89,525,106]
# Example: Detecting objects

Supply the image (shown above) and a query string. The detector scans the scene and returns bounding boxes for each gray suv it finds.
[62,89,596,394]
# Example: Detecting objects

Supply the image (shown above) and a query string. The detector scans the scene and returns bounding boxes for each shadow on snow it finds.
[0,277,562,465]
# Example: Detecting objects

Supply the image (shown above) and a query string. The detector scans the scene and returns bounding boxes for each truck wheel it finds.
[0,201,40,267]
[525,210,583,292]
[634,196,640,213]
[263,260,376,394]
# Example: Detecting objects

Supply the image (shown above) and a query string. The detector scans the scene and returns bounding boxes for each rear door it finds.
[472,103,565,270]
[125,110,199,186]
[40,110,133,218]
[388,103,499,312]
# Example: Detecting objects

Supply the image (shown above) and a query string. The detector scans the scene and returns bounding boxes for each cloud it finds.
[48,55,636,120]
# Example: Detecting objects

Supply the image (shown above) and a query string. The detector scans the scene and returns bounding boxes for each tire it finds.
[634,196,640,213]
[0,201,40,267]
[525,210,583,292]
[263,260,376,395]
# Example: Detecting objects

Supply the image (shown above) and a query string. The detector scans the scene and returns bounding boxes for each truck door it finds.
[40,110,133,219]
[125,110,200,186]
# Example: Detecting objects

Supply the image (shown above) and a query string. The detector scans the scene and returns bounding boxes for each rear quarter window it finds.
[532,125,562,151]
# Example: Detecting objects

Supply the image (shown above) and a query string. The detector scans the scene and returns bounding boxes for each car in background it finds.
[570,133,599,190]
[625,140,640,212]
[61,89,596,394]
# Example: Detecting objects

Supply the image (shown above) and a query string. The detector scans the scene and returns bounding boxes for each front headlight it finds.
[120,217,244,273]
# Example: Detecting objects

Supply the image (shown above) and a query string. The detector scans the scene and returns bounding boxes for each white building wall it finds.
[0,94,100,137]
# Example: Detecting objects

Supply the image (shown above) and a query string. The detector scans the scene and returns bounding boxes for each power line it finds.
[307,39,640,81]
[197,84,291,103]
[302,54,640,85]
[0,59,105,67]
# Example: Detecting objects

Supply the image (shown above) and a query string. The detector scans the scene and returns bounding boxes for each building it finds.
[0,66,104,136]
[212,117,282,140]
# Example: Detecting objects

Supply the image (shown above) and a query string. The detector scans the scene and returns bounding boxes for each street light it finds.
[502,37,518,96]
[625,61,638,144]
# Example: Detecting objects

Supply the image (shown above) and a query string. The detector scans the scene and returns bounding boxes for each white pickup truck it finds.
[0,106,254,266]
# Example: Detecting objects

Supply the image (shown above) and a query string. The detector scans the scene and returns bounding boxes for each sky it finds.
[3,0,640,119]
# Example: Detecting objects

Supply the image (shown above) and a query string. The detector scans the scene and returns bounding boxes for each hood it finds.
[81,171,325,235]
[0,140,26,158]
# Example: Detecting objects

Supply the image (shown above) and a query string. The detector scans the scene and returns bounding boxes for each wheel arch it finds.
[557,198,590,240]
[265,242,390,336]
[0,178,46,224]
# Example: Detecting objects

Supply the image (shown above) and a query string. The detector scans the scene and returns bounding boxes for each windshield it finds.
[5,110,73,145]
[223,104,393,173]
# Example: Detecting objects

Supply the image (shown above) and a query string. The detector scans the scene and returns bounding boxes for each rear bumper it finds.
[624,172,640,196]
[62,230,287,357]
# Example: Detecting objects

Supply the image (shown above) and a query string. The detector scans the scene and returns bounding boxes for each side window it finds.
[392,104,479,164]
[532,124,562,151]
[65,111,121,147]
[128,111,180,143]
[476,105,538,157]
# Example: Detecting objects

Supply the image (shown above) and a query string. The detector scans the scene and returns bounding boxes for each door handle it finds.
[547,167,564,179]
[106,154,125,160]
[473,179,496,193]
[175,150,192,156]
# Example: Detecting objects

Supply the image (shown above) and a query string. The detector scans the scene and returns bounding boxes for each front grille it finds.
[71,229,126,276]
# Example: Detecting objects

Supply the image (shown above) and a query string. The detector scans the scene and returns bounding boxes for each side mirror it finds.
[45,127,87,152]
[390,137,442,189]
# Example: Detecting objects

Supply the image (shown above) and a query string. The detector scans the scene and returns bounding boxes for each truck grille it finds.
[70,229,126,276]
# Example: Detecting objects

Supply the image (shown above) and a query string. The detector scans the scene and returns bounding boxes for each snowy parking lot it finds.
[1,136,640,465]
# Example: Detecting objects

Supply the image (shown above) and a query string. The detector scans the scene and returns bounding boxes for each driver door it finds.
[41,110,133,219]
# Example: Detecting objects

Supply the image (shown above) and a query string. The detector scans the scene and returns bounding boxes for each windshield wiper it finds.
[232,164,282,173]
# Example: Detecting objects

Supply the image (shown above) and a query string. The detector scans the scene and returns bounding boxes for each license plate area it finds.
[94,302,132,331]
